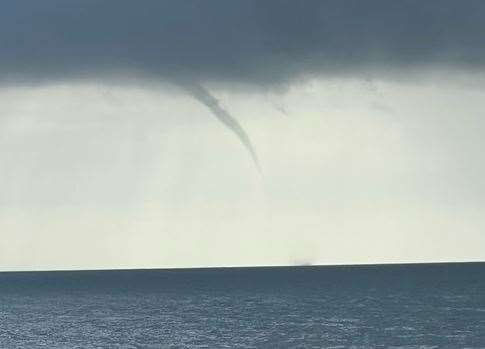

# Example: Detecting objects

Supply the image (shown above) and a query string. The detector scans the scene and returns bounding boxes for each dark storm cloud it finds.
[2,0,485,85]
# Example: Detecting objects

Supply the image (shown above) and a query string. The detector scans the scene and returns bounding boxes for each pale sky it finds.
[1,1,485,271]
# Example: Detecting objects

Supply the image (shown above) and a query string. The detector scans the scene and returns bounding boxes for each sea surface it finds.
[1,263,485,348]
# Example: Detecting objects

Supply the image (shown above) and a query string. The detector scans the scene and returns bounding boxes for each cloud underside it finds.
[1,0,485,86]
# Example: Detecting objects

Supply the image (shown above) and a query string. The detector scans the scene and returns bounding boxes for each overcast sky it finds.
[1,1,485,271]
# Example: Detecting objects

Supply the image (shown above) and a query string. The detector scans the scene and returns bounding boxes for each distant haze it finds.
[1,1,485,270]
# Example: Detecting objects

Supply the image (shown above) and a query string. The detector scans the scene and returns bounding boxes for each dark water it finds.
[1,263,485,348]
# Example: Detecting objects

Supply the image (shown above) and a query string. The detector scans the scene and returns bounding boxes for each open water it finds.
[1,263,484,348]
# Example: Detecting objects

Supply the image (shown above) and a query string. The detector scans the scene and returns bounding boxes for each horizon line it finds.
[2,259,484,274]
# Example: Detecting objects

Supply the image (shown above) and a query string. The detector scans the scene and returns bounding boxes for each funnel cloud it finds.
[180,82,261,172]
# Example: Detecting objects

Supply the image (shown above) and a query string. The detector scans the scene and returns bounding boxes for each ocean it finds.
[0,263,484,348]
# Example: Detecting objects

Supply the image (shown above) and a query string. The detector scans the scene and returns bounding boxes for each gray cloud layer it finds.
[2,0,485,85]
